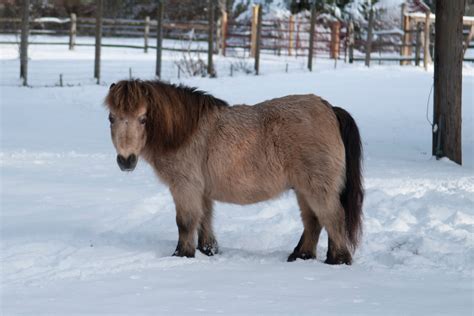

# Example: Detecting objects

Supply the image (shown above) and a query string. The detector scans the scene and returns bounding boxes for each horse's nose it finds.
[117,154,137,172]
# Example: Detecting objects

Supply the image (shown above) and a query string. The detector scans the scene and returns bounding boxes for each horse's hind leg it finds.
[326,236,351,265]
[307,196,352,265]
[287,192,322,262]
[197,196,219,256]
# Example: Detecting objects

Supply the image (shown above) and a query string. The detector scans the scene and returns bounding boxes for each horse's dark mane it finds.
[105,79,228,152]
[171,82,229,109]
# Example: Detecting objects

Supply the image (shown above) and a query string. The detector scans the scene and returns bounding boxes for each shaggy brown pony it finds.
[105,79,363,264]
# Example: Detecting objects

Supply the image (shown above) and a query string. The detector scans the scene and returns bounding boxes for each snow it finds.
[33,17,71,24]
[1,37,474,315]
[375,0,404,10]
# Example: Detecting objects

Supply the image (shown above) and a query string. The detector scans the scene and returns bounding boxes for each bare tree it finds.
[432,0,465,165]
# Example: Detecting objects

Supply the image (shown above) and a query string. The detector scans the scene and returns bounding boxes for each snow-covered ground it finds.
[1,38,473,315]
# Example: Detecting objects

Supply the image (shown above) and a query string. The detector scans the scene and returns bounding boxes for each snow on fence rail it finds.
[350,9,474,67]
[3,11,471,63]
[4,6,474,87]
[0,16,210,53]
[0,14,350,59]
[226,17,347,59]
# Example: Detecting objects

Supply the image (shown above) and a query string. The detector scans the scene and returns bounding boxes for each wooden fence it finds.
[4,5,474,86]
[224,16,346,58]
[350,9,474,67]
[0,15,211,53]
[0,12,346,58]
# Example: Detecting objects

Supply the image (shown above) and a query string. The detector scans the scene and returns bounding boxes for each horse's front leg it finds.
[197,196,218,256]
[171,187,204,258]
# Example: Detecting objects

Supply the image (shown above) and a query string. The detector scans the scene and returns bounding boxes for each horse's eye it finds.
[109,114,115,124]
[139,116,147,125]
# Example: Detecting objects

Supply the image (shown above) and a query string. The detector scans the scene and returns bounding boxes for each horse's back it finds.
[257,94,345,195]
[205,94,345,204]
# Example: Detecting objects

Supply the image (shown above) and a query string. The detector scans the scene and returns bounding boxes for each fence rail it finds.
[4,6,474,86]
[4,12,471,62]
[0,14,347,58]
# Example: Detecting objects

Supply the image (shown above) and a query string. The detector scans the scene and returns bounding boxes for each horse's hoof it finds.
[197,246,217,256]
[172,246,195,258]
[287,251,315,262]
[324,251,352,265]
[197,242,219,256]
[172,251,195,258]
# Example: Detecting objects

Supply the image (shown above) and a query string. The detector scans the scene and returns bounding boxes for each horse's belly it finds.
[208,174,287,205]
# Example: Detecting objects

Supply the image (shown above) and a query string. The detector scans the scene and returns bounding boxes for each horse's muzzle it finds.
[117,154,137,172]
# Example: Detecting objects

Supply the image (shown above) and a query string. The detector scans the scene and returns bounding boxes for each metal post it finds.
[155,1,163,78]
[254,4,262,75]
[207,0,215,77]
[20,0,29,86]
[307,2,316,71]
[365,5,374,67]
[94,0,103,84]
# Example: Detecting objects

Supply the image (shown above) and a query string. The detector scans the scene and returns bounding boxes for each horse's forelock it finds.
[105,80,149,114]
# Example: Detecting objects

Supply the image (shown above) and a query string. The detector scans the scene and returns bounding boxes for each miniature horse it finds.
[105,79,363,264]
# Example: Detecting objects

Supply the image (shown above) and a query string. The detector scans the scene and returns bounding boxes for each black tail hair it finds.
[333,106,364,251]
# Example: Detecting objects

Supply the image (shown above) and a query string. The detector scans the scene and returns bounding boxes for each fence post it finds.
[330,21,340,60]
[415,22,421,66]
[69,13,76,50]
[250,5,258,57]
[307,3,316,71]
[20,0,29,86]
[348,20,354,63]
[288,15,294,56]
[254,4,262,75]
[221,10,227,56]
[344,24,348,63]
[400,2,406,65]
[155,1,163,78]
[423,10,431,69]
[94,0,103,84]
[401,10,411,65]
[295,15,300,55]
[207,0,215,77]
[365,6,374,67]
[144,16,150,53]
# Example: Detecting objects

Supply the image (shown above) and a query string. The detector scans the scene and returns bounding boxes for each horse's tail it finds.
[333,106,364,251]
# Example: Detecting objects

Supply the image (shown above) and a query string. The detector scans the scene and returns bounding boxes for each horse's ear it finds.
[141,82,152,97]
[109,83,116,90]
